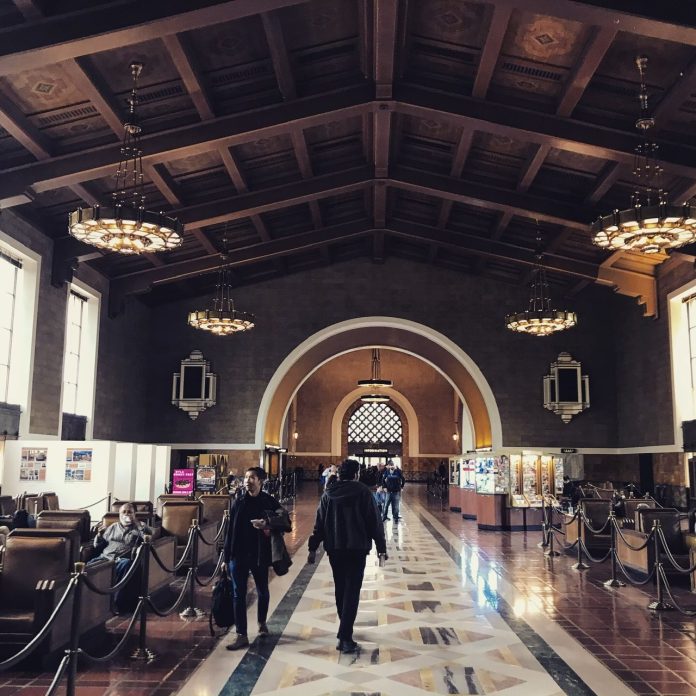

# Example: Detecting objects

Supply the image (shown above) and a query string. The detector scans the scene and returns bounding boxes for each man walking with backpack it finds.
[381,460,405,522]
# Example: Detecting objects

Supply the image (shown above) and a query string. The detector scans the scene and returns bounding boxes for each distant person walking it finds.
[381,461,405,521]
[307,459,387,653]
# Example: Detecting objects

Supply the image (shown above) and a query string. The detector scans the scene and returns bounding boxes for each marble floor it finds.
[3,486,696,696]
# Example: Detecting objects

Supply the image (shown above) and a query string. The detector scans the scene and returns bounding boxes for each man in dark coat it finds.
[380,460,405,521]
[223,466,287,650]
[307,458,387,653]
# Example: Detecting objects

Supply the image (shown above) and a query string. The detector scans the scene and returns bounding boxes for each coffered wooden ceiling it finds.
[1,0,695,310]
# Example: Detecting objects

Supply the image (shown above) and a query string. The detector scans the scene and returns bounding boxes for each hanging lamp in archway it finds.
[358,348,392,402]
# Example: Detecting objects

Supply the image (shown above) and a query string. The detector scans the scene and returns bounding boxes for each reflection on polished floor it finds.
[181,489,641,696]
[3,486,696,696]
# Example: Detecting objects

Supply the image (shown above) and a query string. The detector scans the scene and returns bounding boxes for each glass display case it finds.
[475,456,508,494]
[461,458,476,490]
[507,453,564,507]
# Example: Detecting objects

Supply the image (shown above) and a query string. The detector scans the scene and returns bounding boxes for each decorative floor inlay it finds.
[180,502,632,696]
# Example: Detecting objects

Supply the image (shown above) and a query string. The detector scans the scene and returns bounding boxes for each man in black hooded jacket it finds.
[307,458,387,653]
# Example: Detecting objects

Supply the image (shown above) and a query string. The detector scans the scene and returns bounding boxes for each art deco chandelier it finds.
[505,226,577,336]
[358,348,392,403]
[68,62,182,255]
[188,233,255,336]
[591,56,696,254]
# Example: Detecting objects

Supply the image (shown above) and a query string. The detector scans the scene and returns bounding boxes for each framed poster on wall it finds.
[196,466,217,492]
[20,447,47,481]
[65,448,92,482]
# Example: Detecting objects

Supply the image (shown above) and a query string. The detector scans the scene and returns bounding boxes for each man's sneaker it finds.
[383,517,390,521]
[258,623,269,636]
[338,639,359,654]
[226,634,249,651]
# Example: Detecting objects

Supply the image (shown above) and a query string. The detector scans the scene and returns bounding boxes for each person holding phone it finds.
[223,466,288,651]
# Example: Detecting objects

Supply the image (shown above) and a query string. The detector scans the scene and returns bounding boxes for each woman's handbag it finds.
[209,566,235,635]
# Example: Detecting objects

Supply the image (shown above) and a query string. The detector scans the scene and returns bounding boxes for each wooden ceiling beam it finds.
[653,54,696,125]
[390,166,592,230]
[472,6,512,100]
[585,161,621,205]
[517,144,550,193]
[0,85,372,207]
[387,219,598,281]
[177,166,372,228]
[372,230,385,263]
[556,27,617,118]
[395,86,696,181]
[374,0,398,99]
[0,0,311,77]
[261,11,296,100]
[373,181,387,227]
[0,92,51,159]
[162,33,215,121]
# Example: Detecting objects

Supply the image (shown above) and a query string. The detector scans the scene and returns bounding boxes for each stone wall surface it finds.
[142,257,621,448]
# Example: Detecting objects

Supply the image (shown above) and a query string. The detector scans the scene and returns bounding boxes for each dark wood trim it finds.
[472,6,512,100]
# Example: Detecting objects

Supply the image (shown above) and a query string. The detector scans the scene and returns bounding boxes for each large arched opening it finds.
[255,317,502,451]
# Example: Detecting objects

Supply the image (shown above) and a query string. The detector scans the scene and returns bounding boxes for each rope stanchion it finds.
[603,513,625,588]
[195,550,225,588]
[131,535,155,662]
[538,498,550,549]
[0,575,78,670]
[81,601,144,663]
[65,562,86,696]
[544,521,560,557]
[180,520,204,619]
[614,551,657,585]
[647,519,672,611]
[578,538,612,564]
[657,566,696,616]
[81,547,144,596]
[148,569,194,617]
[657,528,696,574]
[45,653,70,696]
[572,513,589,571]
[150,525,196,574]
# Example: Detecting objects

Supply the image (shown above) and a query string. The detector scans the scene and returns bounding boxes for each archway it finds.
[255,317,502,450]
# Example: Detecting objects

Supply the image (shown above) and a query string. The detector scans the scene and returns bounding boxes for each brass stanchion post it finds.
[180,520,204,618]
[131,535,155,661]
[538,497,549,548]
[572,510,589,570]
[603,512,625,588]
[66,562,85,696]
[648,521,673,611]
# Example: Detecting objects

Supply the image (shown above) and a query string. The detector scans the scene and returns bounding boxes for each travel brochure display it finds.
[508,454,564,507]
[461,459,475,490]
[172,468,194,495]
[64,448,92,482]
[20,447,47,481]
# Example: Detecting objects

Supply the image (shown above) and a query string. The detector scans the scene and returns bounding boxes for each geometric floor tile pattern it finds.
[182,501,635,696]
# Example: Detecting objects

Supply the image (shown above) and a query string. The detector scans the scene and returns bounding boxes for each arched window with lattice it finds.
[348,402,402,450]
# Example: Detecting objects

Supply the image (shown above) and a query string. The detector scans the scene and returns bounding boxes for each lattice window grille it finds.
[348,402,402,444]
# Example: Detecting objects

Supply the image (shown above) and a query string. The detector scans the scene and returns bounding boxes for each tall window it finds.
[348,402,402,448]
[62,291,87,414]
[687,296,696,398]
[0,250,20,402]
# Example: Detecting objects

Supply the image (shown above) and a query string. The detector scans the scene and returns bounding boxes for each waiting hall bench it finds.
[0,529,112,662]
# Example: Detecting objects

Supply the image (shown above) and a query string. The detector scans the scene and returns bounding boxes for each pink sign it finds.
[172,468,194,496]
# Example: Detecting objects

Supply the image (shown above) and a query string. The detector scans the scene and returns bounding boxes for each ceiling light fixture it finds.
[358,348,392,402]
[592,56,696,255]
[68,62,183,255]
[505,223,577,336]
[188,229,254,335]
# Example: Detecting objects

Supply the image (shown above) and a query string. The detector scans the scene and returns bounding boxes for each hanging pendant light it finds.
[68,62,183,255]
[505,225,577,336]
[592,56,696,254]
[358,348,392,402]
[188,230,254,335]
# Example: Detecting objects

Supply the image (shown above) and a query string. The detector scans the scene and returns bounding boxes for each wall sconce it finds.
[293,431,299,440]
[543,352,590,423]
